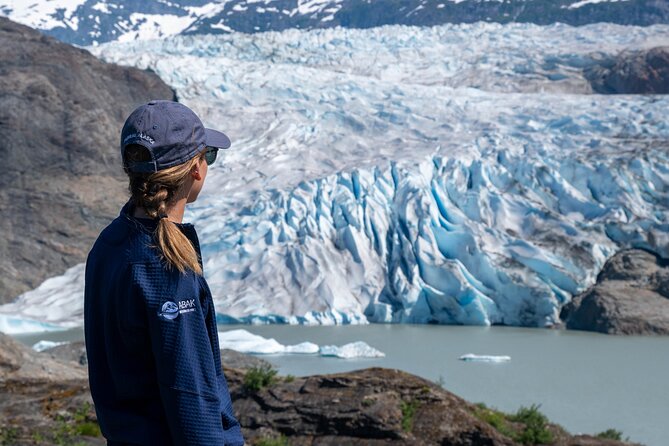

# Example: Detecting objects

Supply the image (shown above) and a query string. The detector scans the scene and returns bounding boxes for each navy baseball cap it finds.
[121,100,231,173]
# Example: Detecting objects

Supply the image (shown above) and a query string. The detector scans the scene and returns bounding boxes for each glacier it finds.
[1,22,668,332]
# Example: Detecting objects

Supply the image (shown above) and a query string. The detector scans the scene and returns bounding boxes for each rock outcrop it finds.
[0,333,99,445]
[227,367,638,446]
[561,249,669,335]
[0,17,175,304]
[586,46,669,94]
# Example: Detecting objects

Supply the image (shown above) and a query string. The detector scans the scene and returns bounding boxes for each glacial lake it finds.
[15,324,669,446]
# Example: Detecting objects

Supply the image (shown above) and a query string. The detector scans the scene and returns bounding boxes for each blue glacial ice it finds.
[1,22,668,332]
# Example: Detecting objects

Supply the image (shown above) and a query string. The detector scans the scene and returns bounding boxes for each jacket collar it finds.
[117,200,204,271]
[119,200,195,232]
[119,200,200,249]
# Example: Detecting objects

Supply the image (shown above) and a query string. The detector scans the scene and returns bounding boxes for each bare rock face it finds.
[0,17,175,304]
[226,367,636,446]
[561,249,669,335]
[0,333,101,445]
[41,341,88,366]
[226,366,515,445]
[586,46,669,94]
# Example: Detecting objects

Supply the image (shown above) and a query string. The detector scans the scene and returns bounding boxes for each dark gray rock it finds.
[42,341,88,366]
[561,249,669,335]
[586,46,669,94]
[0,17,175,304]
[220,348,274,370]
[226,367,636,446]
[0,333,103,445]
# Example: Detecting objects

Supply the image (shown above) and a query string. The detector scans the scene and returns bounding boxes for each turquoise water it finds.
[15,325,669,446]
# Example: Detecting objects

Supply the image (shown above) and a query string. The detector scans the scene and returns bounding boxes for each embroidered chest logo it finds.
[157,299,196,321]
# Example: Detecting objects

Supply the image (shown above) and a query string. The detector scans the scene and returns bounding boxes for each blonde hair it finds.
[124,145,204,275]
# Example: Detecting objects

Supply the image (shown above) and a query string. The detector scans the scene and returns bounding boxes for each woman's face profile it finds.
[186,155,208,204]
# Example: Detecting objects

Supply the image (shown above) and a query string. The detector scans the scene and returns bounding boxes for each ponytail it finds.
[124,145,204,275]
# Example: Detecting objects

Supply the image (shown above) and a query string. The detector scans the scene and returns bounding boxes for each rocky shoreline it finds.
[0,334,639,446]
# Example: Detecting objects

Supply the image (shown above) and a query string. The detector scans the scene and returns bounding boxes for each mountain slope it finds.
[0,17,175,304]
[0,0,668,46]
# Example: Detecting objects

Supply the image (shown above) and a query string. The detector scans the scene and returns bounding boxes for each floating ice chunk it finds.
[218,329,319,354]
[32,340,68,352]
[319,341,386,359]
[459,353,511,362]
[218,329,383,358]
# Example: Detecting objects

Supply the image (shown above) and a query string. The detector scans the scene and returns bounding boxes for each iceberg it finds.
[32,340,68,352]
[218,329,384,358]
[219,329,319,354]
[320,341,386,359]
[459,354,511,363]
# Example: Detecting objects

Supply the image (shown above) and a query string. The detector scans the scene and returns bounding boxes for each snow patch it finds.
[567,0,630,9]
[0,0,86,30]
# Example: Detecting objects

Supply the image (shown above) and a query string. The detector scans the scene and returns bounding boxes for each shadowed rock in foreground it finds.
[226,367,635,446]
[561,249,669,335]
[0,333,638,445]
[0,17,175,304]
[586,46,669,94]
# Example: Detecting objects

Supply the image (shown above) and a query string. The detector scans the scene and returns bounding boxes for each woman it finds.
[84,100,245,445]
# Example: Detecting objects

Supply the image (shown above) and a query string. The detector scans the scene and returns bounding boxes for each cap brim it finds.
[205,128,231,149]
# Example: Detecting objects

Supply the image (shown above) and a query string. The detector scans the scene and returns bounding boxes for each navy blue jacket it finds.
[84,201,244,445]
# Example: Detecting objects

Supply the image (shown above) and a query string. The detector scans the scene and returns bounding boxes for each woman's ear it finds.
[191,164,202,181]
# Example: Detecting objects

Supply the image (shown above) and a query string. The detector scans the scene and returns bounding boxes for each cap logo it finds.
[123,132,155,145]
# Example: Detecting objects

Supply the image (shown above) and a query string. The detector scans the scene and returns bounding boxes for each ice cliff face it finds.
[1,22,668,331]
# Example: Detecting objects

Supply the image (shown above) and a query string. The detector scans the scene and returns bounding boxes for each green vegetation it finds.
[509,404,554,445]
[52,402,102,445]
[244,364,279,391]
[596,428,624,440]
[400,399,420,432]
[255,434,290,446]
[473,403,515,438]
[361,396,374,407]
[473,403,553,445]
[0,426,19,446]
[283,374,295,383]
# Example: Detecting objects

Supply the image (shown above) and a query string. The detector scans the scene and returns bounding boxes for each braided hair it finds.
[124,144,204,275]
